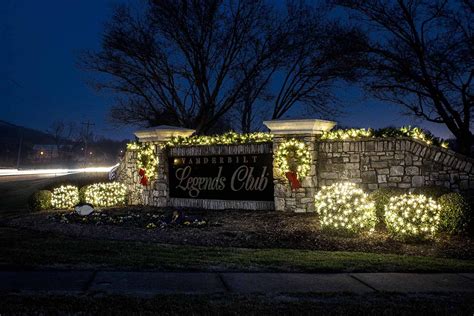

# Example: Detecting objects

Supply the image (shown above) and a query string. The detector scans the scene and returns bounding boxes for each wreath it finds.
[127,142,159,186]
[274,138,311,189]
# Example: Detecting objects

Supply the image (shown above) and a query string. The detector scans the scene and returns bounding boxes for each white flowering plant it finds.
[274,138,311,179]
[83,182,128,207]
[51,185,80,209]
[384,193,441,241]
[315,182,377,236]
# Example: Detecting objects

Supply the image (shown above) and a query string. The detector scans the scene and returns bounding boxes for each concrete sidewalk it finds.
[1,271,473,297]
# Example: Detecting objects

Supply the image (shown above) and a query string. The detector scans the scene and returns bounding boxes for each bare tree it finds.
[81,0,284,134]
[270,2,366,120]
[47,120,75,159]
[81,0,366,134]
[334,0,473,155]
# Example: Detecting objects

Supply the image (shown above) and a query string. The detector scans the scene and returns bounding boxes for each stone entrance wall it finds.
[317,138,474,193]
[118,121,474,212]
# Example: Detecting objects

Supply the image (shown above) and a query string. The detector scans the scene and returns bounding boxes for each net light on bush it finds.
[274,138,311,179]
[51,185,80,209]
[384,193,441,240]
[315,182,376,235]
[83,182,128,207]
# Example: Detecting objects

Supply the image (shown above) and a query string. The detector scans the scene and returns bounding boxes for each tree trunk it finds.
[457,132,474,157]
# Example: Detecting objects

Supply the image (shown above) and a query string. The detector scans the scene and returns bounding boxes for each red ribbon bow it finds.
[138,168,148,186]
[285,171,301,190]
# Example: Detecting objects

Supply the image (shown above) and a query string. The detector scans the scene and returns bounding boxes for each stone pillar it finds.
[264,119,336,212]
[132,126,195,207]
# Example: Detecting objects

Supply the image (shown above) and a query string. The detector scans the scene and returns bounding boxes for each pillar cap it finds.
[263,119,336,135]
[134,125,196,142]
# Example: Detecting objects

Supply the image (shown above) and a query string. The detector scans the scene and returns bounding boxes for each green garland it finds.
[321,126,449,148]
[126,142,159,181]
[274,138,311,179]
[164,131,273,148]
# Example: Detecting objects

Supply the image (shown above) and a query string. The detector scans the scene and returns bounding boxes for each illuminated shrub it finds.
[79,186,88,204]
[83,182,128,207]
[384,194,441,241]
[28,190,52,212]
[51,185,80,209]
[315,182,377,236]
[438,193,471,235]
[412,186,451,199]
[369,187,406,224]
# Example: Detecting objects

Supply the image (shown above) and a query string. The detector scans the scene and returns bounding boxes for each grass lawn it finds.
[2,293,473,315]
[1,227,474,272]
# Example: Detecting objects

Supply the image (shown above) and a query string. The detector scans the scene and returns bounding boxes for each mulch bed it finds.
[3,207,474,260]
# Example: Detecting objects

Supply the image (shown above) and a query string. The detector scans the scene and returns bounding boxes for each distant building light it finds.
[40,151,44,155]
[89,152,93,155]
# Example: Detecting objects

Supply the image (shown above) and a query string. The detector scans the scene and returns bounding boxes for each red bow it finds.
[140,175,149,186]
[138,168,148,186]
[285,171,301,190]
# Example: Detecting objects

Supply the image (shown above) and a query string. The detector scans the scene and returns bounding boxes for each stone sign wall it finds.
[118,121,474,213]
[317,138,474,193]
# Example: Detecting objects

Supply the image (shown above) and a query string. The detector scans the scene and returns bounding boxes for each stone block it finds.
[350,154,360,162]
[412,176,424,187]
[368,183,378,190]
[300,198,313,204]
[361,171,376,183]
[345,163,359,170]
[390,166,404,176]
[275,198,285,211]
[320,172,338,180]
[372,161,388,168]
[366,142,375,151]
[388,176,402,183]
[377,168,389,175]
[301,177,313,188]
[398,183,411,189]
[348,170,361,178]
[377,175,387,183]
[460,180,469,190]
[405,166,419,175]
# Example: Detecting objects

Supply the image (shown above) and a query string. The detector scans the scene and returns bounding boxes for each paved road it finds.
[1,271,473,297]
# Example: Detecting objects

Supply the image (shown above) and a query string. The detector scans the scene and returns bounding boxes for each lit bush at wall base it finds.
[51,185,80,209]
[438,193,471,235]
[384,194,441,241]
[83,182,128,207]
[315,182,377,236]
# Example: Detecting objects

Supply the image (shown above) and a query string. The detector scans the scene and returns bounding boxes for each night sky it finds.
[1,0,453,141]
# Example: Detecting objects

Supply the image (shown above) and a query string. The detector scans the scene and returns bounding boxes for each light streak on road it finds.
[0,164,120,177]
